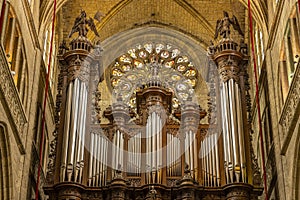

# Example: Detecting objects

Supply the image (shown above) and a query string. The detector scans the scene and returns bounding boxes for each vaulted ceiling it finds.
[40,0,268,47]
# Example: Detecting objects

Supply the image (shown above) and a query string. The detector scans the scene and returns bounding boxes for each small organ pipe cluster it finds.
[44,11,263,200]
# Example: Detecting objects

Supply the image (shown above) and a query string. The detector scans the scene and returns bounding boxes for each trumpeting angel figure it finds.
[214,11,244,40]
[68,10,100,38]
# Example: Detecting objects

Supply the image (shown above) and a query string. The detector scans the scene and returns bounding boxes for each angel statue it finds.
[68,10,100,38]
[214,11,244,40]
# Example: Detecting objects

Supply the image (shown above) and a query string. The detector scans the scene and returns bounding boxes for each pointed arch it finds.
[0,122,12,200]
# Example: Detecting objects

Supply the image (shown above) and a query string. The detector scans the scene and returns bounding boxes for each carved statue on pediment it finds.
[69,10,100,38]
[214,11,244,39]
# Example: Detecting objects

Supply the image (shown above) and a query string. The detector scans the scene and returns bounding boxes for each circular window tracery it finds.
[108,43,199,111]
[109,43,198,89]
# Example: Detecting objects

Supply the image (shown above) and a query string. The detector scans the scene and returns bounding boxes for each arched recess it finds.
[0,123,12,200]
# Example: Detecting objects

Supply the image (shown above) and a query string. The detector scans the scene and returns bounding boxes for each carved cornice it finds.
[0,46,27,154]
[210,39,248,83]
[279,61,300,154]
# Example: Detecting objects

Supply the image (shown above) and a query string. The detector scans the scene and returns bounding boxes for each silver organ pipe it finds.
[112,130,116,175]
[157,117,162,183]
[193,133,198,180]
[112,129,124,177]
[78,84,87,183]
[184,133,188,170]
[139,134,141,175]
[74,83,83,182]
[167,134,170,176]
[145,112,162,184]
[103,138,108,185]
[92,132,97,186]
[219,78,247,184]
[146,116,150,183]
[210,135,215,185]
[88,132,94,186]
[201,140,206,185]
[115,129,120,172]
[236,83,246,182]
[67,78,79,181]
[61,82,73,181]
[204,139,208,186]
[201,133,221,187]
[189,131,194,177]
[95,131,100,185]
[167,134,181,177]
[220,82,229,183]
[128,132,141,175]
[152,112,156,180]
[223,81,234,182]
[88,132,108,187]
[214,134,220,186]
[128,138,132,173]
[60,79,88,183]
[229,79,241,182]
[120,131,124,171]
[184,130,198,179]
[99,134,104,186]
[208,136,212,185]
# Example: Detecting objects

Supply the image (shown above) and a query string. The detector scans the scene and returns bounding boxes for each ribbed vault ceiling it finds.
[40,0,267,47]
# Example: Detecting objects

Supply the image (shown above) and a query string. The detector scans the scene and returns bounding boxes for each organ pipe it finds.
[87,133,109,187]
[60,82,73,182]
[60,78,88,183]
[145,112,164,184]
[88,133,94,186]
[128,132,142,175]
[167,134,181,177]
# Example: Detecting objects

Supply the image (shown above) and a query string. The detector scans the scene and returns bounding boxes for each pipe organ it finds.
[45,11,263,200]
[88,132,108,187]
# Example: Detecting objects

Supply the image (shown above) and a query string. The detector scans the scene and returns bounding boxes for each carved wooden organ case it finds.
[45,18,263,200]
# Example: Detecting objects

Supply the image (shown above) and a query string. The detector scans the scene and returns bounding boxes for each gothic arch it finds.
[0,122,12,200]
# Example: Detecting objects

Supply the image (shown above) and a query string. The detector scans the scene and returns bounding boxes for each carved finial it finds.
[214,11,244,40]
[207,40,216,56]
[239,38,248,55]
[69,10,100,38]
[58,40,69,55]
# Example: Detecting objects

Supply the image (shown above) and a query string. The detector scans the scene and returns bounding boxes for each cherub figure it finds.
[214,11,244,39]
[68,10,100,38]
[148,185,157,200]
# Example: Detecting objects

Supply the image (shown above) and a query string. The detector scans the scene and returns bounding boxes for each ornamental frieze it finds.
[0,46,27,153]
[280,62,300,153]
